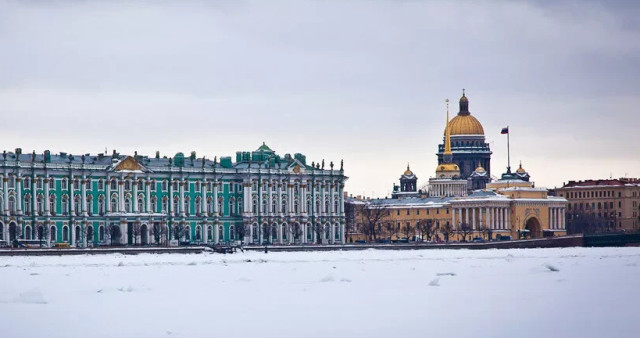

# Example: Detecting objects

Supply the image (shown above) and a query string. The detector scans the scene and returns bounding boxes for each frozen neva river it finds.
[1,247,639,338]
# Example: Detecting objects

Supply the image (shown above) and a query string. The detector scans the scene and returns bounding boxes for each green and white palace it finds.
[0,144,347,247]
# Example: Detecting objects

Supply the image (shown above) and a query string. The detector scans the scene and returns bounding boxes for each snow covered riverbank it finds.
[1,247,638,338]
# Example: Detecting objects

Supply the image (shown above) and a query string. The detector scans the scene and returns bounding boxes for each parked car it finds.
[472,237,485,243]
[355,240,367,244]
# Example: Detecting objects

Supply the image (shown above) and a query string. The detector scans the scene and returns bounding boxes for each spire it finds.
[444,99,452,156]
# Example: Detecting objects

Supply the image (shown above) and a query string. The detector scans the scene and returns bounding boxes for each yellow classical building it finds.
[345,93,567,242]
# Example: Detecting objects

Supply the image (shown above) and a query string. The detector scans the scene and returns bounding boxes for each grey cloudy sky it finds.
[1,0,639,197]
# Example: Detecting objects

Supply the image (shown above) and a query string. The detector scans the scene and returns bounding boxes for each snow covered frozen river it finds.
[1,247,639,338]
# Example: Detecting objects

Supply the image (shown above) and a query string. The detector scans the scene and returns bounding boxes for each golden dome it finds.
[404,164,414,176]
[446,114,484,135]
[475,163,486,173]
[516,162,526,174]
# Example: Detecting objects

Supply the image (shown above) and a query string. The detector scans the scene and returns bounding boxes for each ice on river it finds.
[1,247,639,338]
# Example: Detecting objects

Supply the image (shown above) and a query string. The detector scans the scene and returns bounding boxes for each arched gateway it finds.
[524,217,542,239]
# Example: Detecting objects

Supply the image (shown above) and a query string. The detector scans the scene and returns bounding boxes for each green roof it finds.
[257,142,273,152]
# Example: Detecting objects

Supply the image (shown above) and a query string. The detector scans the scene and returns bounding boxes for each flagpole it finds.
[507,125,511,172]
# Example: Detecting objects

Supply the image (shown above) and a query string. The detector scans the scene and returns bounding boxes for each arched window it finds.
[162,180,168,191]
[99,226,105,241]
[184,197,190,215]
[138,198,144,213]
[50,195,56,215]
[195,226,201,241]
[50,226,56,242]
[25,226,32,240]
[124,198,131,213]
[8,196,15,213]
[229,198,235,216]
[24,195,31,215]
[334,200,339,213]
[74,195,81,215]
[262,198,267,214]
[124,181,130,190]
[62,195,69,215]
[230,225,235,240]
[315,199,320,213]
[137,181,143,190]
[62,226,69,242]
[195,197,201,215]
[162,197,168,213]
[99,197,105,215]
[218,225,224,242]
[294,199,299,214]
[86,195,92,215]
[111,198,118,212]
[151,197,157,213]
[272,198,277,213]
[36,195,44,214]
[324,200,329,213]
[173,197,179,216]
[252,197,257,214]
[185,226,191,241]
[218,197,223,215]
[110,180,117,190]
[207,226,213,241]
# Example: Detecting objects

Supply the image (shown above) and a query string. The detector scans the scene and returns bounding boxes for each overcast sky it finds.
[1,0,639,197]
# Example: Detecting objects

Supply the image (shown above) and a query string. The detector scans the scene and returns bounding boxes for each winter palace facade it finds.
[0,143,347,247]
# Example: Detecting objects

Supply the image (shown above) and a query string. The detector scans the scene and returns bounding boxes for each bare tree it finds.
[151,223,169,246]
[172,223,189,243]
[459,222,473,242]
[441,221,453,243]
[417,219,436,241]
[385,222,400,241]
[291,223,303,243]
[104,224,121,246]
[129,223,142,245]
[235,223,248,243]
[36,224,50,248]
[359,203,387,241]
[402,221,414,241]
[313,223,326,244]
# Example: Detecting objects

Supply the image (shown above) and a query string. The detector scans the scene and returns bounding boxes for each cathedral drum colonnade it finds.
[0,144,347,247]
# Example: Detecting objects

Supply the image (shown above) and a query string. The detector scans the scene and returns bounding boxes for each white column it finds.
[340,223,345,244]
[278,223,283,244]
[561,209,565,229]
[16,176,22,214]
[301,184,307,214]
[105,177,111,212]
[121,221,128,245]
[146,180,151,213]
[268,182,273,216]
[45,177,52,215]
[214,223,219,244]
[465,207,469,225]
[213,182,219,215]
[502,208,507,230]
[320,182,326,216]
[329,183,335,216]
[70,223,76,246]
[451,207,456,228]
[3,176,9,215]
[132,178,138,213]
[485,207,490,230]
[258,181,263,215]
[277,183,283,215]
[179,180,185,216]
[288,184,294,215]
[201,182,207,215]
[472,207,476,230]
[119,179,125,212]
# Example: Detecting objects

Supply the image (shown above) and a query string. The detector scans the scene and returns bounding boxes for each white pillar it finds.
[119,179,125,212]
[179,180,185,216]
[561,209,565,229]
[268,182,273,216]
[472,207,476,230]
[46,177,52,215]
[16,176,22,214]
[465,207,469,225]
[278,223,283,244]
[105,177,111,212]
[340,223,345,244]
[485,207,490,230]
[201,182,207,215]
[2,175,8,215]
[132,178,138,213]
[214,223,219,244]
[213,182,219,215]
[146,180,151,213]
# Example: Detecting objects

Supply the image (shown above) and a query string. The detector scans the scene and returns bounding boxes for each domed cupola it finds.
[399,164,418,193]
[459,89,470,115]
[446,89,485,136]
[515,161,530,182]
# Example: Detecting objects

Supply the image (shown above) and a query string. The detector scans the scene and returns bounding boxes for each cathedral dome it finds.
[516,163,527,174]
[444,90,484,136]
[474,163,486,173]
[447,114,485,135]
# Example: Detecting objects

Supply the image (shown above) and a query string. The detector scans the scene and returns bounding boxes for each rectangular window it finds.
[37,179,43,189]
[62,179,68,190]
[98,180,104,190]
[86,180,91,190]
[49,179,55,189]
[417,209,420,215]
[406,209,409,215]
[151,181,156,191]
[73,180,79,190]
[138,181,143,190]
[195,182,201,192]
[162,181,168,191]
[397,210,400,216]
[24,178,31,189]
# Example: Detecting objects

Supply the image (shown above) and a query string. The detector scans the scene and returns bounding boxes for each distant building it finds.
[556,178,640,233]
[0,144,347,247]
[345,95,567,242]
[437,91,492,187]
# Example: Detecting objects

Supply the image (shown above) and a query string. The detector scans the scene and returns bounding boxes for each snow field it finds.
[1,247,639,338]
